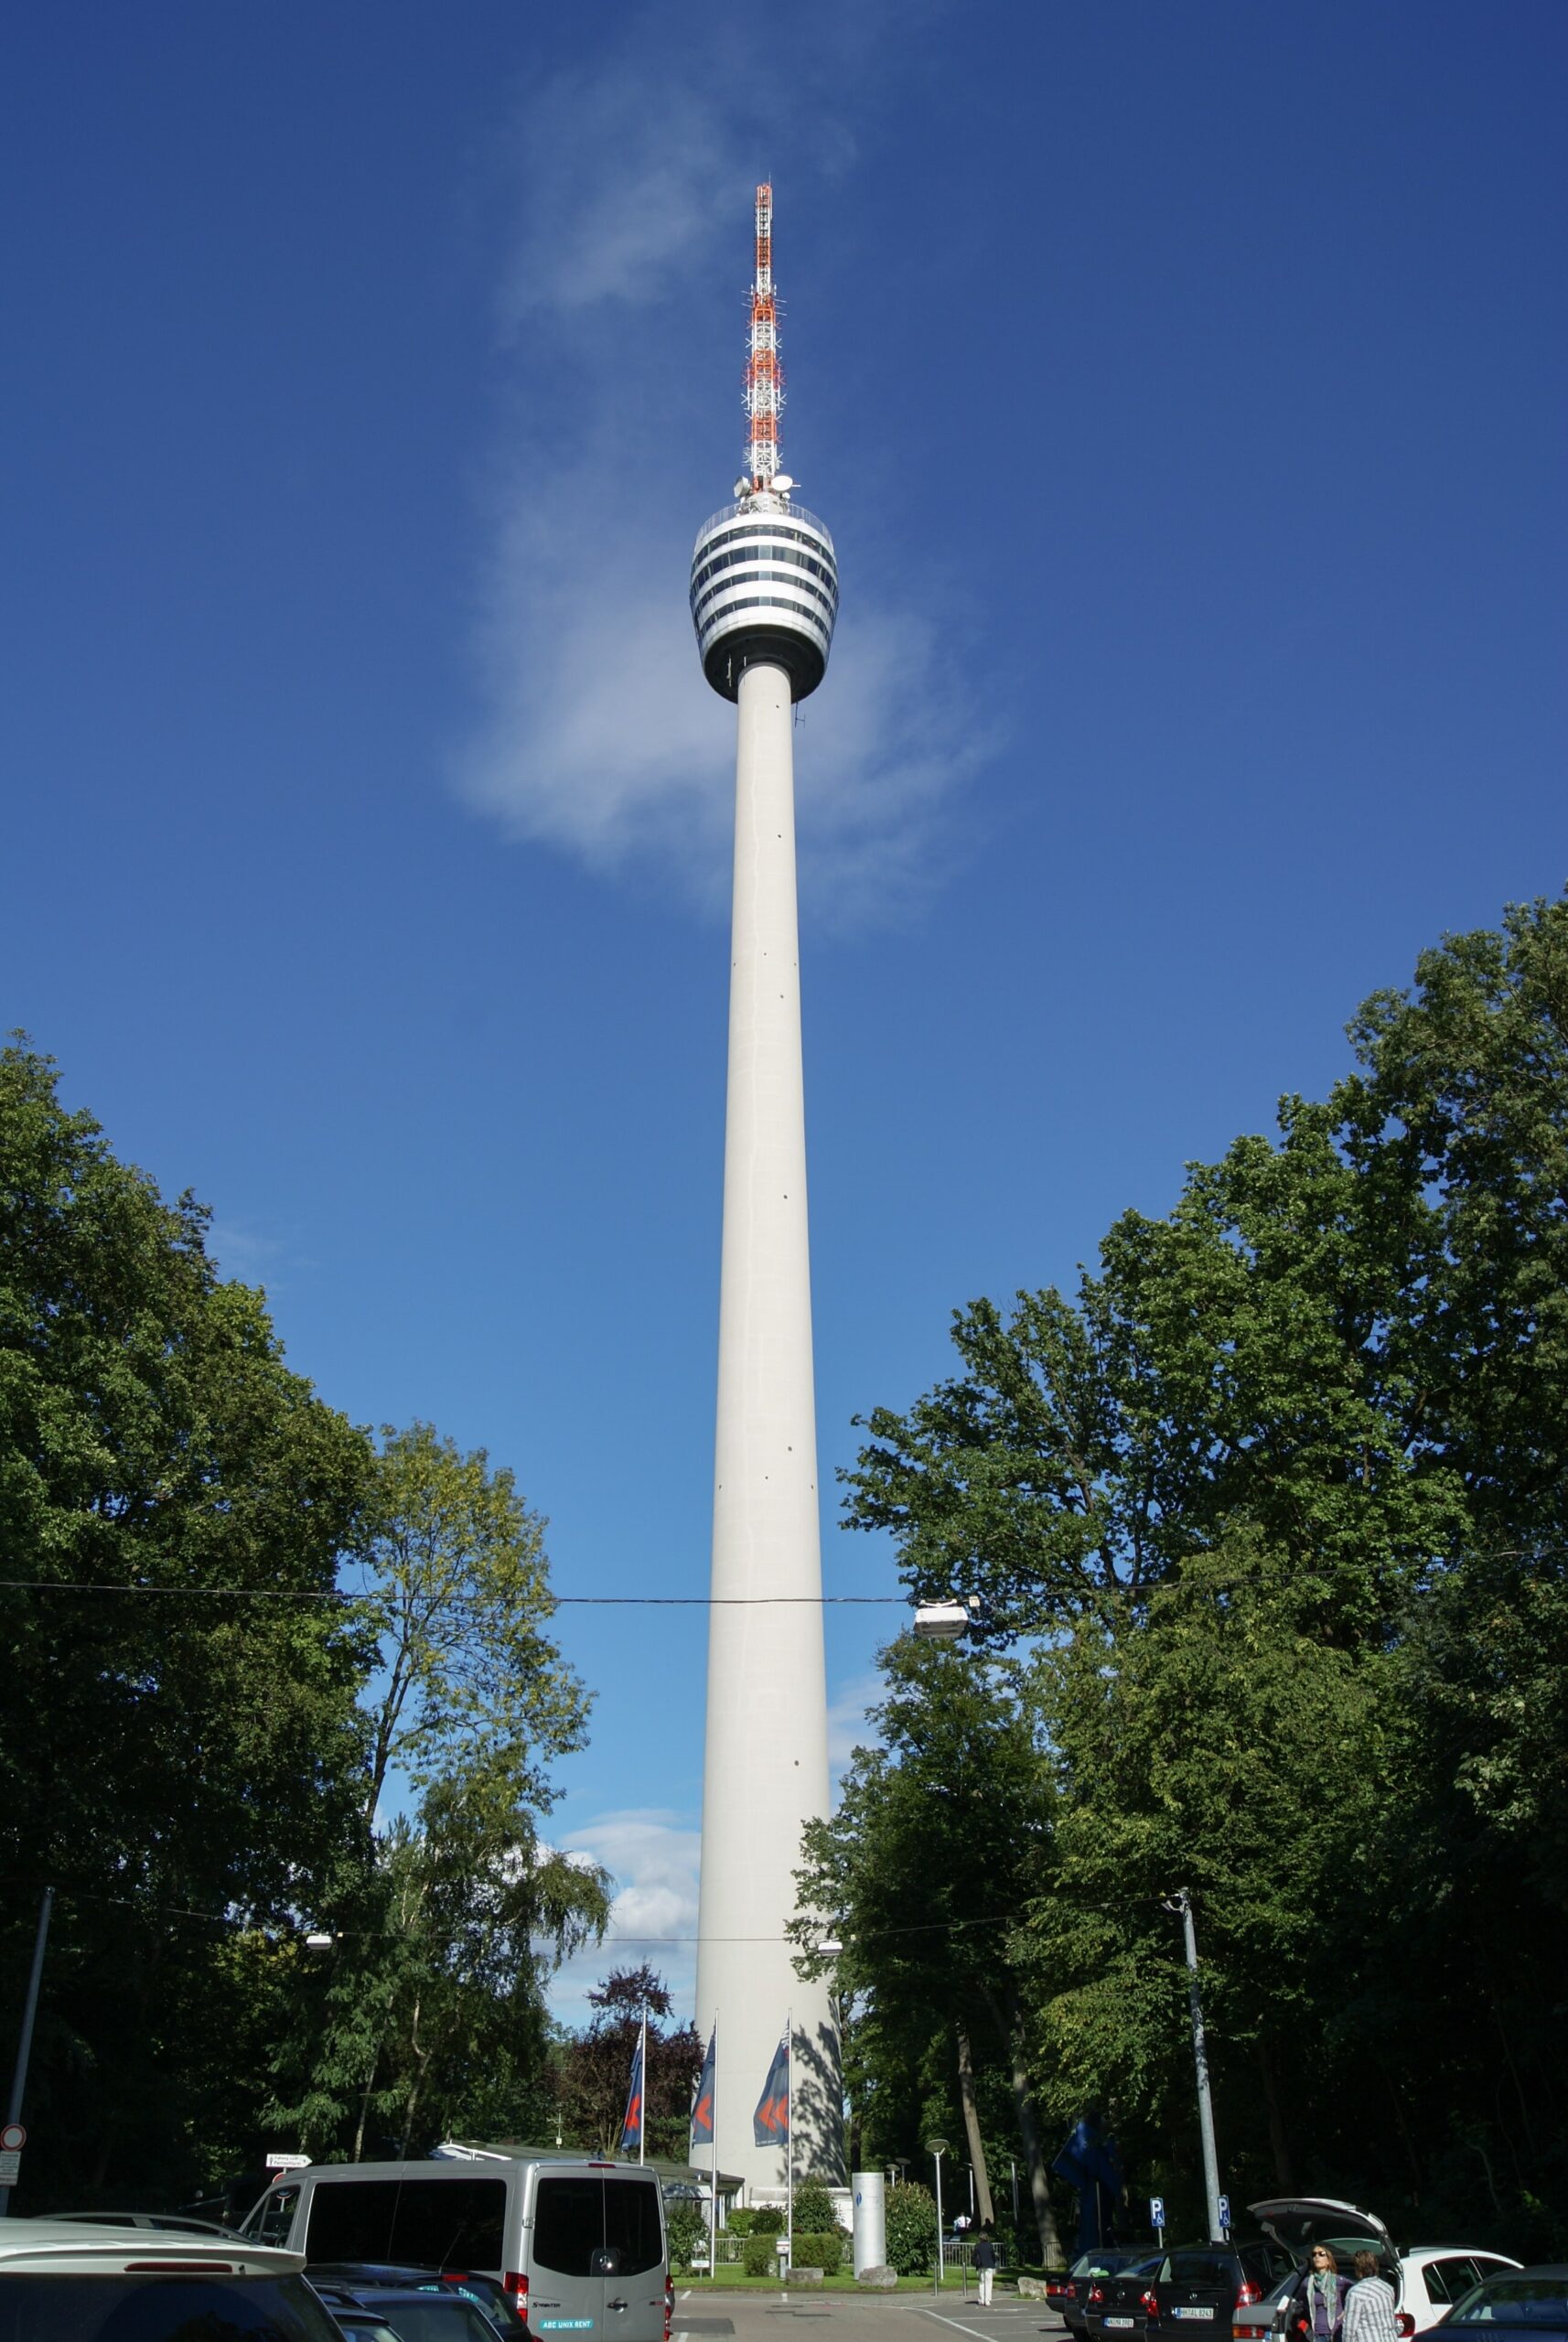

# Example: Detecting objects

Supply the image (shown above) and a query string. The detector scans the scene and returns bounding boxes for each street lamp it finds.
[926,2136,950,2283]
[1163,1891,1222,2240]
[912,1602,972,1639]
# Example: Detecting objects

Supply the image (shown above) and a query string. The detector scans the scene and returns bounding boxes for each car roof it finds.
[0,2218,306,2277]
[1405,2249,1523,2266]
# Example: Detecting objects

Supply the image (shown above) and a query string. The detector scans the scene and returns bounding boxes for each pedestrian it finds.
[1290,2246,1352,2342]
[1343,2251,1399,2342]
[974,2222,998,2307]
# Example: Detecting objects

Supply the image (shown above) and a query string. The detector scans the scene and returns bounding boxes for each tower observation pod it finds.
[690,184,844,2205]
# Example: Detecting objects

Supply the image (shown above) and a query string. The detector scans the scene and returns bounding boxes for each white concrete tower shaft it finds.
[694,660,840,2197]
[691,188,843,2200]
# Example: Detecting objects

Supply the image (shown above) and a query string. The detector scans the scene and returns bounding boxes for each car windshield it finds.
[358,2303,501,2342]
[0,2273,341,2342]
[1448,2280,1568,2326]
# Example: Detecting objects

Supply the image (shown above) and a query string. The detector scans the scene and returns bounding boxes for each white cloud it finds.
[454,31,987,925]
[546,1807,702,2025]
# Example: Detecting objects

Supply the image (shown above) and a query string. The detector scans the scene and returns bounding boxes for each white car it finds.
[0,2217,344,2339]
[1240,2197,1520,2339]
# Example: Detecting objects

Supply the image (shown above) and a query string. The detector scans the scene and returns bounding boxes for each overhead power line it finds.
[0,1580,905,1606]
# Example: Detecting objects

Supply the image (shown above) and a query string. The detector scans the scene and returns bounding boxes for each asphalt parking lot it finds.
[672,2292,1068,2342]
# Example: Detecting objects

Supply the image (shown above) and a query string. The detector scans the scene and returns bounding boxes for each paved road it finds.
[672,2289,1066,2342]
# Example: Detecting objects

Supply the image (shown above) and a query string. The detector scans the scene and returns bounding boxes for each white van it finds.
[240,2154,668,2341]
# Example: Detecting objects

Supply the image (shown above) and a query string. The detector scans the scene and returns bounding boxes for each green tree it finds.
[270,1425,605,2160]
[356,1421,593,1819]
[0,1040,375,2207]
[839,895,1568,2247]
[553,1967,702,2160]
[795,1638,1063,2261]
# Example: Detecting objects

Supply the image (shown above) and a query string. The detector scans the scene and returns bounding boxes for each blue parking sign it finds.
[1218,2196,1231,2234]
[1150,2197,1165,2228]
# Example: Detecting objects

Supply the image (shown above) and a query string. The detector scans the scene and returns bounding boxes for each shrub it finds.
[725,2208,756,2236]
[792,2184,844,2235]
[792,2231,843,2274]
[743,2234,780,2277]
[665,2203,707,2270]
[751,2207,784,2234]
[884,2180,938,2275]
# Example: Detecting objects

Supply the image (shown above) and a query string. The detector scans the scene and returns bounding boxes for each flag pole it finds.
[639,2006,648,2167]
[786,2013,794,2279]
[710,2018,718,2285]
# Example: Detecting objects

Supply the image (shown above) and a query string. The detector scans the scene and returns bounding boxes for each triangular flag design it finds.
[691,2027,716,2151]
[620,2030,645,2154]
[752,2030,789,2147]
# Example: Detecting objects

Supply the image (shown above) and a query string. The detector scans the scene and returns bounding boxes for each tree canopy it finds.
[0,1042,606,2205]
[829,896,1568,2254]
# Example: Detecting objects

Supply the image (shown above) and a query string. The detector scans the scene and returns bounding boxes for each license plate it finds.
[1175,2311,1215,2321]
[1107,2318,1136,2327]
[539,2324,595,2331]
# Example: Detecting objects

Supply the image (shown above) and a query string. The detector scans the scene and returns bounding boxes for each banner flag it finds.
[691,2028,716,2151]
[753,2031,789,2147]
[620,2029,645,2154]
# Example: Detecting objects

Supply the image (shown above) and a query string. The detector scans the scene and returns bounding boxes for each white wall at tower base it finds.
[694,661,843,2197]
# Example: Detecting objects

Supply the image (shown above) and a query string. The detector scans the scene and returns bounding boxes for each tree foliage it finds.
[834,896,1568,2253]
[552,1966,703,2160]
[0,1043,607,2203]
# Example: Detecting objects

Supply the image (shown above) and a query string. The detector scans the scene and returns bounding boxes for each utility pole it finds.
[1171,1891,1222,2240]
[0,1887,53,2218]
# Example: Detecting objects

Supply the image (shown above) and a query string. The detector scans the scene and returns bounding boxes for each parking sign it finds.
[1218,2196,1231,2234]
[1150,2197,1165,2229]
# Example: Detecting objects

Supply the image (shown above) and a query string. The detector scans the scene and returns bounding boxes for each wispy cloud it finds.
[454,27,986,925]
[547,1807,702,2024]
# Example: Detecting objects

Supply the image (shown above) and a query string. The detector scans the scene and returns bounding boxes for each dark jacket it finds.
[1288,2271,1353,2342]
[973,2236,998,2270]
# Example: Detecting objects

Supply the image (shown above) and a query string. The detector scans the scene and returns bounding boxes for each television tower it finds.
[691,185,843,2198]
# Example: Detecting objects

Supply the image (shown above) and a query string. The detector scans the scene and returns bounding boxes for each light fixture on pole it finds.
[926,2136,950,2284]
[912,1599,974,1639]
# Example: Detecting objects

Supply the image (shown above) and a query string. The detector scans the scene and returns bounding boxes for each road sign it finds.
[264,2151,311,2172]
[1218,2195,1231,2235]
[0,2125,25,2152]
[1149,2197,1166,2229]
[0,2153,20,2186]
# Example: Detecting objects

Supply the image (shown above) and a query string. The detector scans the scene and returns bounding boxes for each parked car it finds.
[308,2262,525,2333]
[1080,2253,1168,2342]
[241,2150,668,2342]
[1439,2266,1568,2340]
[309,2273,507,2342]
[1245,2197,1520,2339]
[1096,2239,1295,2342]
[1052,2251,1166,2338]
[0,2216,340,2340]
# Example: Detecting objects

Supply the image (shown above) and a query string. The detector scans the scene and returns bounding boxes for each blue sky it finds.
[4,2,1563,2025]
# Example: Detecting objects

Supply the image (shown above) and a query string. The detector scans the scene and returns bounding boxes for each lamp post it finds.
[1165,1891,1222,2240]
[0,1888,54,2218]
[927,2136,950,2285]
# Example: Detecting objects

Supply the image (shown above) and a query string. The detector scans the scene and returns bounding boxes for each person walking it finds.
[1343,2251,1399,2342]
[974,2223,998,2307]
[1291,2246,1352,2342]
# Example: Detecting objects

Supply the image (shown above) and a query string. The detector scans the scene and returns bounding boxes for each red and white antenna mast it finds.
[745,183,783,490]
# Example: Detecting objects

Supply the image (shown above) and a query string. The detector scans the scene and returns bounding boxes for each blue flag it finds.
[691,2029,716,2151]
[620,2030,645,2154]
[753,2032,789,2148]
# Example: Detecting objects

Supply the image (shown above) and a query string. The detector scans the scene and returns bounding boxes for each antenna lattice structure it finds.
[746,183,782,489]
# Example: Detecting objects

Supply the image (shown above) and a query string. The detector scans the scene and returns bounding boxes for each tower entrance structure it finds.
[691,186,843,2200]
